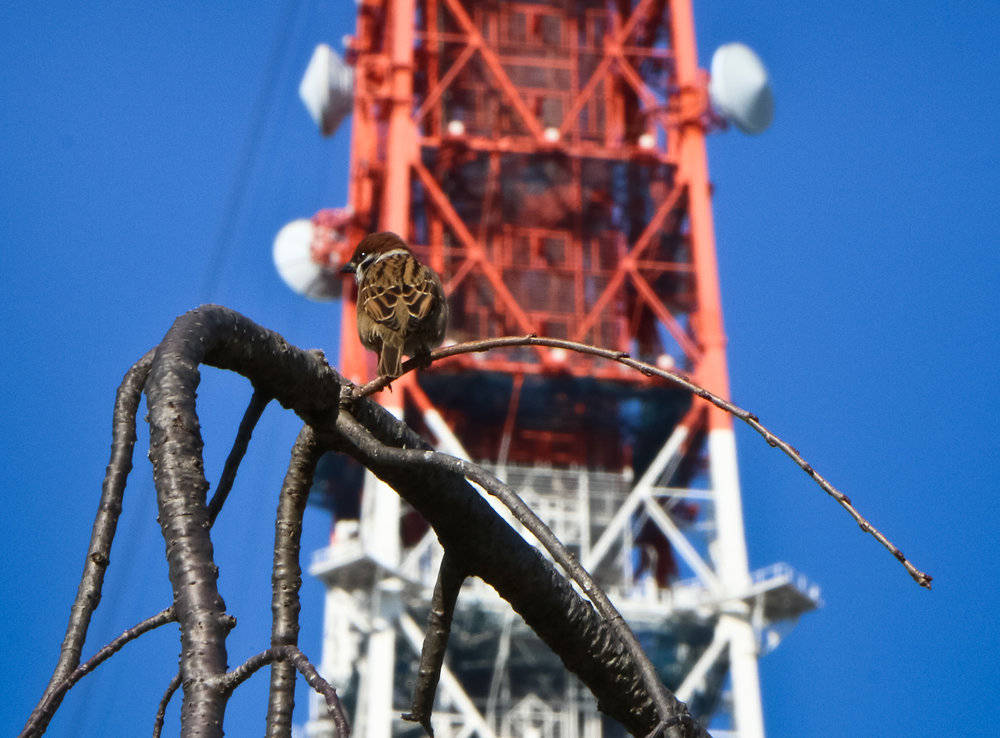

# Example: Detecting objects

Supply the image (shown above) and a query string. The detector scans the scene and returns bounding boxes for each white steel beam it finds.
[642,494,721,593]
[708,428,763,738]
[363,623,396,738]
[583,424,688,571]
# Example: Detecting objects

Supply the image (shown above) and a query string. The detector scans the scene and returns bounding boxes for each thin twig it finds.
[353,334,932,589]
[21,349,156,738]
[223,646,350,736]
[208,390,271,524]
[23,606,177,738]
[152,672,182,738]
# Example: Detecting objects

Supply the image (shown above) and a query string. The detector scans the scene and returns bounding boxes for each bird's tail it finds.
[377,343,403,378]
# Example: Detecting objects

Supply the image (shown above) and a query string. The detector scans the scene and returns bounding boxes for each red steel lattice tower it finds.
[303,2,818,736]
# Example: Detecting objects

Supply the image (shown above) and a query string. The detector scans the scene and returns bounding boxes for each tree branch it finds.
[355,334,932,589]
[396,446,700,737]
[402,551,467,736]
[26,307,929,738]
[224,646,349,737]
[153,672,183,738]
[332,405,706,737]
[207,389,271,524]
[143,305,341,736]
[21,606,177,738]
[22,349,155,738]
[266,425,323,737]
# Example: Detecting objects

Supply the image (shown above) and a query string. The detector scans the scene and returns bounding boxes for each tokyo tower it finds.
[274,1,820,735]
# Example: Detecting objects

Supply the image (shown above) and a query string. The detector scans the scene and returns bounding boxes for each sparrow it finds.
[341,231,448,378]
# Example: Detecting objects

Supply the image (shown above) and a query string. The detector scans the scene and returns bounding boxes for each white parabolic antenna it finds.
[709,42,774,135]
[299,43,354,137]
[273,219,342,301]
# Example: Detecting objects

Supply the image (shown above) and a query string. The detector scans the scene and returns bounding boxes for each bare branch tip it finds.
[401,712,434,737]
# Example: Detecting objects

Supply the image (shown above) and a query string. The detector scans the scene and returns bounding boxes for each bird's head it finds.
[340,231,411,283]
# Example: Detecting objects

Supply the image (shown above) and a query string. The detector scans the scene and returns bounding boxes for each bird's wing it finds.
[401,264,441,330]
[358,256,407,333]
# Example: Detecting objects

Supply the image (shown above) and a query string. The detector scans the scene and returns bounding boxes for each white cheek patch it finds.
[356,252,381,285]
[374,248,411,262]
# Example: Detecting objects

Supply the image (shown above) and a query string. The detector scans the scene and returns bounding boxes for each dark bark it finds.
[402,551,467,735]
[23,349,155,738]
[266,426,323,737]
[333,401,705,737]
[225,646,350,736]
[208,390,271,524]
[26,306,706,738]
[143,306,340,736]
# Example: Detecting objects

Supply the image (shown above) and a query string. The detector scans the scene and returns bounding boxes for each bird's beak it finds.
[340,263,356,275]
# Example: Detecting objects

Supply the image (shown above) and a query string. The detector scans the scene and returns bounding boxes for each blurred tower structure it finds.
[301,1,819,736]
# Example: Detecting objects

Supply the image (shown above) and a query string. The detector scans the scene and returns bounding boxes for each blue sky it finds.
[3,2,998,737]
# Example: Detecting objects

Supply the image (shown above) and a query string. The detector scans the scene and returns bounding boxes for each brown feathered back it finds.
[347,232,448,377]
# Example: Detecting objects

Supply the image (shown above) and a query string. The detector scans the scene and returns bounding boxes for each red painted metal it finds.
[309,208,353,271]
[336,0,730,471]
